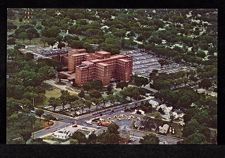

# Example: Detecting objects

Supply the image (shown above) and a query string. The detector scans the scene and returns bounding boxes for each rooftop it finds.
[97,63,109,67]
[82,61,94,65]
[118,59,130,62]
[96,51,111,55]
[72,53,88,57]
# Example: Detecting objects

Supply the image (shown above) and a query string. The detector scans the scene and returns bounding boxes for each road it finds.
[33,97,153,139]
[33,121,70,139]
[32,96,182,144]
[143,84,159,93]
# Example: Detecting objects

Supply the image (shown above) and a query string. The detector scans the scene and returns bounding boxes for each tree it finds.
[107,123,119,134]
[40,37,48,47]
[71,131,87,144]
[57,42,65,49]
[99,132,120,144]
[71,100,81,112]
[56,35,63,43]
[106,94,116,105]
[107,84,113,94]
[27,32,34,44]
[78,89,85,98]
[193,108,209,125]
[20,130,32,143]
[189,75,198,82]
[60,90,70,110]
[7,98,23,116]
[116,82,128,89]
[89,90,102,99]
[7,37,16,45]
[158,59,169,68]
[83,80,103,91]
[70,139,79,144]
[149,71,157,80]
[42,26,60,38]
[7,21,17,30]
[44,114,56,121]
[45,37,56,47]
[196,50,206,58]
[133,75,149,87]
[183,119,202,137]
[48,97,61,111]
[183,107,197,123]
[183,132,207,144]
[68,95,79,102]
[199,79,212,89]
[18,32,28,42]
[85,100,92,110]
[91,98,101,110]
[87,132,97,144]
[120,86,140,100]
[30,138,48,144]
[98,123,121,144]
[140,133,159,144]
[69,40,83,49]
[35,109,44,117]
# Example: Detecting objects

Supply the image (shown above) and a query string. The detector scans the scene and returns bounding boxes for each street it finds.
[33,121,70,139]
[33,96,182,144]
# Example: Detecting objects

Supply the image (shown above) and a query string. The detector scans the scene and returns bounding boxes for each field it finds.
[43,88,62,105]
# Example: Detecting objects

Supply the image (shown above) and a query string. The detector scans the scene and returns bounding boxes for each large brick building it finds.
[67,50,133,86]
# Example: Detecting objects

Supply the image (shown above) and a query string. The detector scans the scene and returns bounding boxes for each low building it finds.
[159,124,169,134]
[148,99,159,108]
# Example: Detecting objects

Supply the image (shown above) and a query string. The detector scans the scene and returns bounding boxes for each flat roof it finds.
[110,55,127,58]
[76,64,89,69]
[90,55,127,63]
[91,59,101,63]
[72,53,88,57]
[97,63,109,67]
[70,48,86,52]
[118,59,129,62]
[96,51,111,55]
[82,61,94,65]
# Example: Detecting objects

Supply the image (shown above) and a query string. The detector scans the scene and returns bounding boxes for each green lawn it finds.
[33,119,51,131]
[43,88,62,105]
[45,88,62,98]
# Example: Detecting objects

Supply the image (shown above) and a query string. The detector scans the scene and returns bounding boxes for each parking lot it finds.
[121,50,161,77]
[121,49,196,77]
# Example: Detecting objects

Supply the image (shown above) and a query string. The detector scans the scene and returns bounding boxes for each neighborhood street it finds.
[33,96,182,144]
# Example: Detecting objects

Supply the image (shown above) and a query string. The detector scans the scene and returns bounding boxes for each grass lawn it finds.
[43,88,62,105]
[33,119,53,131]
[43,135,66,143]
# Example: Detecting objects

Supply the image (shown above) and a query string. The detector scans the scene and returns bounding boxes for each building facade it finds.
[70,51,132,86]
